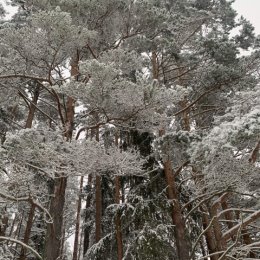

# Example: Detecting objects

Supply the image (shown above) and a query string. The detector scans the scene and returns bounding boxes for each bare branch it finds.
[0,74,50,83]
[0,236,42,259]
[222,210,260,241]
[18,90,59,125]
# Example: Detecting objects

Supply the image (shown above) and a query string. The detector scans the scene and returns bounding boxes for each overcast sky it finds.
[232,0,260,34]
[1,0,260,35]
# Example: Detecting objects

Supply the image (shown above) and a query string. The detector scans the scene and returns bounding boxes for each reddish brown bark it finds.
[44,177,67,260]
[179,99,190,131]
[44,52,78,259]
[201,211,218,260]
[153,54,190,259]
[209,204,227,253]
[221,201,234,230]
[249,140,260,163]
[64,96,75,141]
[164,159,191,260]
[241,229,256,258]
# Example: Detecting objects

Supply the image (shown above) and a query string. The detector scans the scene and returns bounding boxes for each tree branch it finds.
[222,210,260,241]
[0,74,50,83]
[18,90,59,125]
[0,236,42,259]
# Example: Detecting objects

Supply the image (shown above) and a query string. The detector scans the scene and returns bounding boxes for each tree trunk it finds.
[115,175,123,260]
[83,174,93,255]
[72,176,84,260]
[0,209,8,237]
[44,52,78,259]
[201,210,218,260]
[209,205,226,255]
[44,177,67,260]
[19,204,36,260]
[77,227,84,260]
[64,53,78,141]
[153,52,190,259]
[114,132,123,260]
[241,228,256,258]
[18,92,38,259]
[95,175,102,242]
[151,51,159,79]
[164,159,191,260]
[25,85,40,128]
[13,212,24,258]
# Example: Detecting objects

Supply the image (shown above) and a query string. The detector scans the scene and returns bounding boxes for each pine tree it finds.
[0,0,260,259]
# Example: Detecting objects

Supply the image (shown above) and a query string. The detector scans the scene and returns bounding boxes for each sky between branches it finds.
[1,0,260,35]
[233,0,260,34]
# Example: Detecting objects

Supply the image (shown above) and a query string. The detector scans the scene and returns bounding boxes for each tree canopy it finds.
[0,0,259,259]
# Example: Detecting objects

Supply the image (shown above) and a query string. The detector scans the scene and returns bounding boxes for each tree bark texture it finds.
[72,176,84,260]
[44,177,67,260]
[25,85,40,129]
[164,159,191,260]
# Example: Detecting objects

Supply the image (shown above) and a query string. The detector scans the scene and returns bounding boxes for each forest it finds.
[0,0,259,259]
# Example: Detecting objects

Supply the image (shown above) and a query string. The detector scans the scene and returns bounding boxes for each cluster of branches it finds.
[0,0,260,260]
